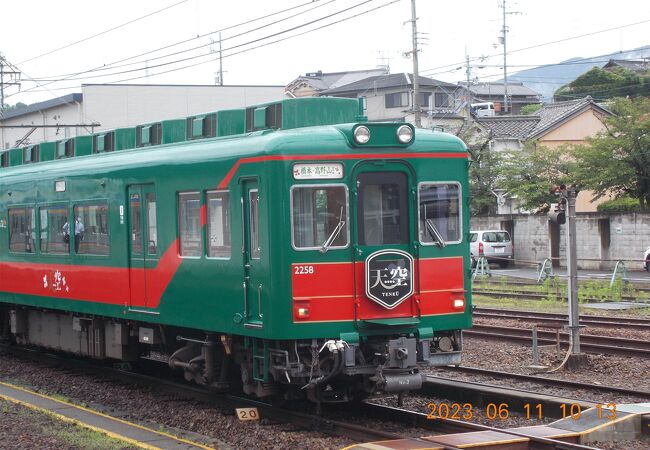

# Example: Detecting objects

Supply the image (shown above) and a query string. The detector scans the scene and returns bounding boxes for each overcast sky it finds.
[1,0,649,106]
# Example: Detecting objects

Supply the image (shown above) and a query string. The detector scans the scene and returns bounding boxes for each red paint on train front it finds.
[292,257,465,322]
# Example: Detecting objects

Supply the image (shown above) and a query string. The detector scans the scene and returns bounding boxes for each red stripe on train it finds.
[0,239,181,309]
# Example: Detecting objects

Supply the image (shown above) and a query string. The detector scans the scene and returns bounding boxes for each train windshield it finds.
[418,183,461,244]
[356,172,409,246]
[291,185,348,250]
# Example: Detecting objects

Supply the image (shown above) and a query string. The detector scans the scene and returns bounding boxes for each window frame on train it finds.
[8,206,36,254]
[205,190,231,259]
[417,181,463,246]
[177,191,202,258]
[290,183,350,251]
[39,203,70,255]
[73,201,111,256]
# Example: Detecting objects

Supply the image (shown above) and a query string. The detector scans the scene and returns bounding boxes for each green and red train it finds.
[0,97,471,402]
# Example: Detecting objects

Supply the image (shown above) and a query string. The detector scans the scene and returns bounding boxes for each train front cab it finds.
[287,123,470,400]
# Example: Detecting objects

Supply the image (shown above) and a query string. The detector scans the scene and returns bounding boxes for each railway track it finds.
[361,401,602,450]
[472,289,650,304]
[465,324,650,358]
[0,343,402,444]
[438,365,650,399]
[0,343,614,450]
[473,307,650,331]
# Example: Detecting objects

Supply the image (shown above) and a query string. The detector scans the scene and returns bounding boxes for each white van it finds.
[470,230,513,268]
[471,102,495,117]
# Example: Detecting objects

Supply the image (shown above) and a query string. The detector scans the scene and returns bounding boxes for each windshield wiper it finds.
[320,207,345,254]
[425,218,447,248]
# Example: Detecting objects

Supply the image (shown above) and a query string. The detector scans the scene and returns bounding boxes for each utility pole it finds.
[563,186,587,369]
[218,32,223,86]
[465,53,472,119]
[409,0,421,127]
[0,54,21,115]
[500,0,508,113]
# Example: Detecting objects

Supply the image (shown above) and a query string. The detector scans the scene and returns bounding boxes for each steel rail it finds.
[473,289,650,304]
[438,365,650,399]
[360,402,601,450]
[473,308,650,331]
[475,307,650,325]
[465,325,650,358]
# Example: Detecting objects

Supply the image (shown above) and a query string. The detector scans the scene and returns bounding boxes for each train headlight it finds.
[295,305,310,319]
[453,298,465,309]
[353,126,371,144]
[396,125,413,144]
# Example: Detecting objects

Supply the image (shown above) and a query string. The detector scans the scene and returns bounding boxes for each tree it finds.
[554,67,650,101]
[0,102,26,112]
[520,103,542,115]
[498,142,576,212]
[457,124,502,215]
[572,97,650,210]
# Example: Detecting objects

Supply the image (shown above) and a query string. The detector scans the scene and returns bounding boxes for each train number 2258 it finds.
[294,265,315,275]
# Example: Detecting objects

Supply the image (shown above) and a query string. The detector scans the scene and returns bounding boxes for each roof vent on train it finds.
[92,128,136,153]
[136,119,185,148]
[244,97,361,132]
[22,145,40,164]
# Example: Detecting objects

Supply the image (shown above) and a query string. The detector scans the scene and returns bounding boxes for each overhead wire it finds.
[10,0,400,94]
[419,18,650,76]
[32,0,339,81]
[17,0,191,65]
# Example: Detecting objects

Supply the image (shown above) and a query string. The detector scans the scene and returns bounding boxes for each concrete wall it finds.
[471,212,650,270]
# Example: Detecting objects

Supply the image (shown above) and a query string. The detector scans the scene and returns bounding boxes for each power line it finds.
[420,18,650,77]
[17,0,190,65]
[30,0,338,82]
[15,0,386,92]
[8,0,402,95]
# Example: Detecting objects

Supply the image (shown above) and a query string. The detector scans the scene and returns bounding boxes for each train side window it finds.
[8,207,36,253]
[73,203,110,255]
[418,182,462,245]
[39,206,69,254]
[130,193,142,255]
[178,192,202,257]
[291,185,348,250]
[206,190,230,258]
[146,192,157,255]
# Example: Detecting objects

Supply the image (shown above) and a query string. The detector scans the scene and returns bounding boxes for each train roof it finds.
[0,97,466,182]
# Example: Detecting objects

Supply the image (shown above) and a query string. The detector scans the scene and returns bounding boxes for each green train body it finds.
[0,97,471,401]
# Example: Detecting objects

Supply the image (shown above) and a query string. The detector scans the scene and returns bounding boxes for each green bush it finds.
[521,103,542,115]
[596,197,640,212]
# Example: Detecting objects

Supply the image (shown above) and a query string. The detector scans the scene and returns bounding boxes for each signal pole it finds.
[563,186,586,369]
[409,0,421,127]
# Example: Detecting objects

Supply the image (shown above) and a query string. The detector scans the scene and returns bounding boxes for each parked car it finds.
[645,245,650,272]
[470,230,514,268]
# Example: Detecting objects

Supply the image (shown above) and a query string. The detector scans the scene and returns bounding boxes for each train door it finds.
[352,163,419,319]
[241,179,264,328]
[127,184,158,309]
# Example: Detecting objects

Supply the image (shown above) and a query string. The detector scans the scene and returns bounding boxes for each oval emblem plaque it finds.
[365,249,414,309]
